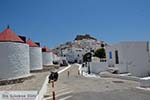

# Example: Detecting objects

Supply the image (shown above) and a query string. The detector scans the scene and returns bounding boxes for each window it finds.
[115,50,119,64]
[109,52,112,59]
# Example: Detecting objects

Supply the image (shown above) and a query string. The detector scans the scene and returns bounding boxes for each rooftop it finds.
[26,39,39,47]
[0,26,24,43]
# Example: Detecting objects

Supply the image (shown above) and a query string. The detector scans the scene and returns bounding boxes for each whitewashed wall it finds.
[59,57,66,60]
[42,52,53,66]
[106,42,150,77]
[106,46,114,67]
[122,42,150,77]
[115,44,128,73]
[0,42,30,80]
[30,47,43,71]
[90,61,107,74]
[106,44,127,73]
[53,54,58,61]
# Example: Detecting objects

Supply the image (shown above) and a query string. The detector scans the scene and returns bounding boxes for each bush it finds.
[94,48,106,58]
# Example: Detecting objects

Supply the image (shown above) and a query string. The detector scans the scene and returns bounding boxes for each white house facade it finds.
[106,41,150,77]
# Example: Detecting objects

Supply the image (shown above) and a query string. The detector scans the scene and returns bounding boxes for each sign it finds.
[0,91,37,100]
[86,53,92,62]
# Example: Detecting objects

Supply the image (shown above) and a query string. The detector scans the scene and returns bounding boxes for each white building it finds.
[52,53,59,62]
[63,47,84,63]
[106,41,150,77]
[42,46,53,66]
[57,38,107,64]
[27,39,43,71]
[0,26,30,80]
[60,39,104,64]
[76,39,102,52]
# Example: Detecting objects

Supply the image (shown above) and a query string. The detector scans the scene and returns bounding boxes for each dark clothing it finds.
[48,72,58,83]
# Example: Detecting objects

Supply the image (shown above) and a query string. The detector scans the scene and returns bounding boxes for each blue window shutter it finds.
[109,52,112,59]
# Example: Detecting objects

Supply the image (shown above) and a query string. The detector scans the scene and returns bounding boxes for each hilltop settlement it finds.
[0,27,150,100]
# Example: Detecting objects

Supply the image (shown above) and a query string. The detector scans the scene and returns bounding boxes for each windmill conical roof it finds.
[26,39,39,47]
[42,46,50,52]
[0,26,24,43]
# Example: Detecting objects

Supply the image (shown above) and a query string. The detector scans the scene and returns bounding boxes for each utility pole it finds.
[51,81,55,100]
[88,62,90,74]
[86,53,91,74]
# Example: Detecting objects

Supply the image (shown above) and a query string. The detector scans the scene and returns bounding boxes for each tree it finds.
[94,48,106,58]
[83,52,92,62]
[83,52,92,74]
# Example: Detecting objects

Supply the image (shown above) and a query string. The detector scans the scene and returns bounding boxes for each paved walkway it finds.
[0,66,61,91]
[44,64,150,100]
[0,72,49,91]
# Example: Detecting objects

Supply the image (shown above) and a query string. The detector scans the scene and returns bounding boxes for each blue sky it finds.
[0,0,150,48]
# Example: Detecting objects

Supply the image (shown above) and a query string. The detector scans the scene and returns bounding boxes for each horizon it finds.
[0,0,150,48]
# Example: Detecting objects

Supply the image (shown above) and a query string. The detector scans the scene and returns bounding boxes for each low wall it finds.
[35,65,71,100]
[36,75,49,100]
[140,77,150,87]
[90,62,107,74]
